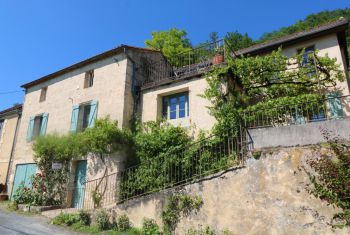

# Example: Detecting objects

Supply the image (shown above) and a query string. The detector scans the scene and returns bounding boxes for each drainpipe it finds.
[5,109,21,194]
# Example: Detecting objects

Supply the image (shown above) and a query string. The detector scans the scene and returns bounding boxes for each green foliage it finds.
[6,201,18,211]
[203,48,344,135]
[121,121,239,200]
[141,218,161,235]
[145,28,192,61]
[307,129,350,227]
[32,118,132,206]
[79,210,91,226]
[96,209,110,230]
[258,9,350,47]
[187,227,235,235]
[32,133,86,205]
[52,212,81,226]
[308,129,350,209]
[161,194,203,234]
[12,173,60,206]
[186,226,214,235]
[134,121,191,164]
[116,214,131,232]
[83,118,133,159]
[224,31,254,51]
[91,190,103,208]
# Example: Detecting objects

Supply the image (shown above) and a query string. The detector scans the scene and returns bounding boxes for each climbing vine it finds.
[161,193,203,234]
[27,118,132,206]
[307,128,350,226]
[202,48,345,134]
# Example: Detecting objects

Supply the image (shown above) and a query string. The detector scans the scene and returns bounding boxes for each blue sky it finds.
[0,0,349,110]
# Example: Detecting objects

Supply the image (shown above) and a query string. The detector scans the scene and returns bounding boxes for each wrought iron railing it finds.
[243,95,350,129]
[141,39,232,88]
[119,127,249,202]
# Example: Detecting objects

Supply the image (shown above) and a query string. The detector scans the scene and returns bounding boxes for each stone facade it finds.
[0,105,21,188]
[7,47,163,199]
[140,33,350,133]
[110,146,350,235]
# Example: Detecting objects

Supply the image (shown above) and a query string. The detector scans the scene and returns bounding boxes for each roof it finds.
[0,104,22,118]
[235,18,349,56]
[21,45,160,89]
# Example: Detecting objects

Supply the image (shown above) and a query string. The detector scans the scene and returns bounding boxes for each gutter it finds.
[5,110,21,194]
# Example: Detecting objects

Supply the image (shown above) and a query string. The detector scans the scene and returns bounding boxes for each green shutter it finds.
[40,113,49,136]
[70,105,80,132]
[328,92,343,119]
[88,100,98,128]
[26,117,35,142]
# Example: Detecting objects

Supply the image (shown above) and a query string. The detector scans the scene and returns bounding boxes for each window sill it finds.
[166,117,191,128]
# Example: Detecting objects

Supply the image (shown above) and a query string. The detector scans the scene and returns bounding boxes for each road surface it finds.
[0,209,77,235]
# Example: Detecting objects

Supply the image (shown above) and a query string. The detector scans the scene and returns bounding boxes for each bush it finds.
[142,218,161,235]
[95,209,110,230]
[78,210,91,226]
[117,214,131,232]
[12,173,60,206]
[52,212,80,226]
[187,226,215,235]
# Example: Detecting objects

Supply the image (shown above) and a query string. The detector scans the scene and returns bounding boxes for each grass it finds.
[0,200,39,216]
[60,222,141,235]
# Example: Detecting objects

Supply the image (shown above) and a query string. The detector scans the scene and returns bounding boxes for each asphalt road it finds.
[0,209,77,235]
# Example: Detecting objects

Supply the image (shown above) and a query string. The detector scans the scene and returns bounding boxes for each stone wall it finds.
[248,118,350,149]
[110,146,350,234]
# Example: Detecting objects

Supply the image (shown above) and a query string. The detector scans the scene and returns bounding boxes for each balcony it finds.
[139,39,233,89]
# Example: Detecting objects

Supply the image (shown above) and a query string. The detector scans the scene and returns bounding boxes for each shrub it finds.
[78,210,91,226]
[162,194,203,233]
[12,173,60,206]
[7,201,18,211]
[142,218,161,235]
[117,214,131,232]
[187,226,215,235]
[95,209,110,230]
[12,182,32,205]
[52,212,80,226]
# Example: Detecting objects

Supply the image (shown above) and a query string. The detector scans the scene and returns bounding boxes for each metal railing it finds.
[141,39,231,87]
[243,95,350,129]
[64,172,119,210]
[119,126,249,202]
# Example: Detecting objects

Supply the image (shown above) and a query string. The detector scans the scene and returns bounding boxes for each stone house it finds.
[0,104,22,193]
[8,18,350,208]
[141,18,350,134]
[7,45,166,206]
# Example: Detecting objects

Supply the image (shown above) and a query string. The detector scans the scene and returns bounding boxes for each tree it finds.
[257,9,350,59]
[203,48,345,135]
[224,31,254,51]
[145,28,192,61]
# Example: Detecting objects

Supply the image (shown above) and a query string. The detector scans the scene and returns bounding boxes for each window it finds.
[297,46,315,77]
[0,120,4,141]
[77,103,92,132]
[162,92,189,120]
[84,70,94,88]
[39,87,47,102]
[298,46,315,66]
[70,101,98,132]
[26,113,49,142]
[32,116,43,139]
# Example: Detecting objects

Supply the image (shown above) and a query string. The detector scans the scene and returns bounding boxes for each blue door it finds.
[328,93,343,119]
[72,160,87,208]
[11,163,37,200]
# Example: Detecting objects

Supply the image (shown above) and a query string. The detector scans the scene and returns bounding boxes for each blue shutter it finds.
[40,113,49,136]
[328,92,343,119]
[88,100,98,128]
[26,117,35,142]
[70,105,80,132]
